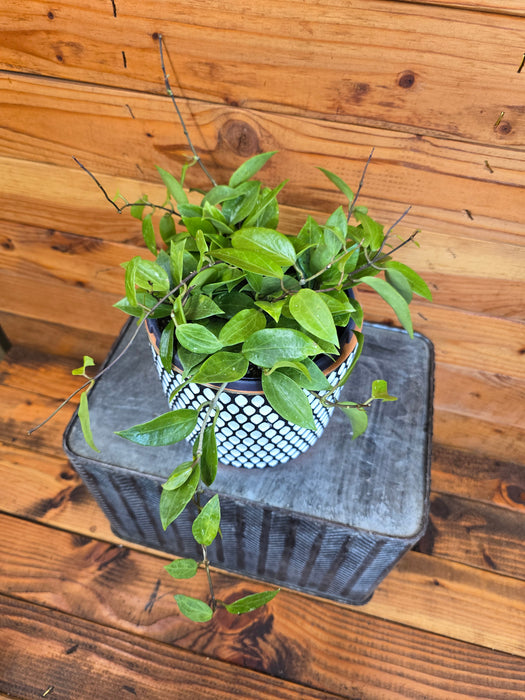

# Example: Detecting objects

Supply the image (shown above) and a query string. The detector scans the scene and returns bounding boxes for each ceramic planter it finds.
[146,318,359,469]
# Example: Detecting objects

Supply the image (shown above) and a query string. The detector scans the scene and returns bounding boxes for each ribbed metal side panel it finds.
[70,456,413,605]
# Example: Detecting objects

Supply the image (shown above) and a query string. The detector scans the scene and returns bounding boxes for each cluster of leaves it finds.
[76,152,431,621]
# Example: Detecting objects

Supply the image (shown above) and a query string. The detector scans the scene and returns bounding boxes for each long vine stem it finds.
[157,34,217,187]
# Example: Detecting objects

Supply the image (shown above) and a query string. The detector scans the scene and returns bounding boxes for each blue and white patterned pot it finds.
[146,319,359,469]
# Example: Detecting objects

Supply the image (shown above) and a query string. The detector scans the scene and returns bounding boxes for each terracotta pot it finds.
[146,311,359,469]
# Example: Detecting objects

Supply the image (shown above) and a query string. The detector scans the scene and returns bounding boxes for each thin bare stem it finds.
[347,148,375,221]
[157,34,217,187]
[202,545,217,610]
[346,229,419,281]
[72,157,176,216]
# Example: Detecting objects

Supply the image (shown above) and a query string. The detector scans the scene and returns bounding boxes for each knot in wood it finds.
[398,71,415,89]
[220,120,260,157]
[496,120,512,135]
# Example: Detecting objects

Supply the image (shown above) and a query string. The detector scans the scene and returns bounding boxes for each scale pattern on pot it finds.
[150,344,358,469]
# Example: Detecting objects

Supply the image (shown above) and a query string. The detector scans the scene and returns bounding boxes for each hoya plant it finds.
[30,36,431,622]
[61,148,431,622]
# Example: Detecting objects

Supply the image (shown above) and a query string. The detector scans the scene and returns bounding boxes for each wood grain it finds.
[2,74,525,247]
[404,1,525,16]
[0,595,340,700]
[1,514,525,697]
[417,492,525,579]
[360,291,525,379]
[431,444,525,512]
[1,2,524,146]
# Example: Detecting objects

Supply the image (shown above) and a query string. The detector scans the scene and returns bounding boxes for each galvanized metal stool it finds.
[64,321,433,605]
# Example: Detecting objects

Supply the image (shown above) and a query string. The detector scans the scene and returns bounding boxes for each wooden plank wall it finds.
[0,0,524,696]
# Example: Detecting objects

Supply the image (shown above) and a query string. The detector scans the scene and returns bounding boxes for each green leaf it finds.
[213,290,255,318]
[385,269,413,304]
[318,167,354,204]
[184,294,224,321]
[72,355,95,376]
[164,558,199,579]
[159,319,175,372]
[327,330,364,391]
[354,211,384,250]
[224,589,279,615]
[178,345,209,375]
[232,228,296,266]
[229,181,261,226]
[174,594,213,622]
[360,276,414,338]
[159,213,177,244]
[160,463,200,529]
[116,409,198,446]
[280,357,332,391]
[130,195,148,220]
[200,423,218,486]
[261,370,317,431]
[242,328,321,368]
[162,461,195,491]
[156,166,189,205]
[113,294,171,319]
[371,379,397,402]
[266,359,311,378]
[228,151,277,188]
[142,213,157,256]
[383,261,433,301]
[192,352,249,383]
[201,185,238,207]
[244,180,288,227]
[78,388,99,452]
[325,206,348,246]
[170,239,186,284]
[176,324,223,354]
[295,216,323,253]
[124,256,139,305]
[213,248,284,278]
[192,494,221,546]
[254,299,286,323]
[339,405,368,439]
[218,309,266,346]
[134,259,170,293]
[289,288,339,346]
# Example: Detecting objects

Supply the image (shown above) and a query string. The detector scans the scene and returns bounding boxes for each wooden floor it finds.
[0,335,524,699]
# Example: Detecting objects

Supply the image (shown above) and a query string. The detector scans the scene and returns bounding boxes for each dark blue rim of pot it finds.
[145,289,357,394]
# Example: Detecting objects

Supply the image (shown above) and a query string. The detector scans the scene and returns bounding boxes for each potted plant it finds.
[31,39,432,623]
[54,148,432,622]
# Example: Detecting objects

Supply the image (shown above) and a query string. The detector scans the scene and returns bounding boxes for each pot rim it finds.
[145,292,359,395]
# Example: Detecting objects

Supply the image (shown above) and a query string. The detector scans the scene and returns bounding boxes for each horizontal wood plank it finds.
[0,594,339,700]
[406,0,525,13]
[2,75,525,247]
[0,310,116,362]
[1,2,525,145]
[431,444,525,513]
[360,291,525,379]
[418,492,525,579]
[432,410,525,466]
[1,515,525,697]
